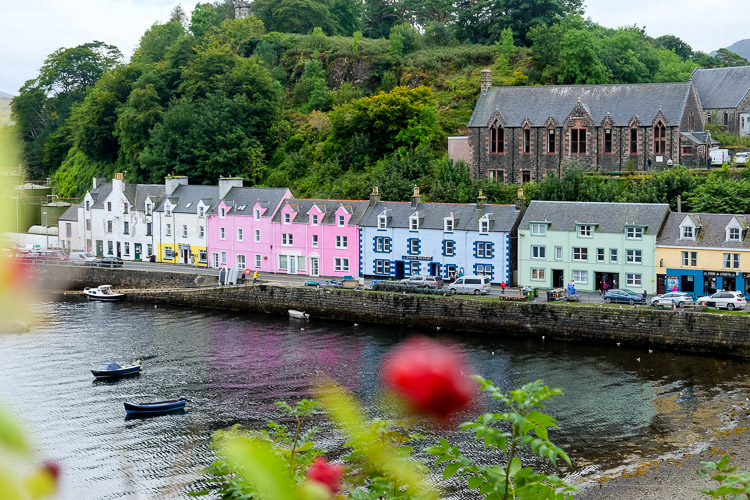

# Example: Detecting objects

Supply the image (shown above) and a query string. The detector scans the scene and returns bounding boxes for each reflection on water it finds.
[0,300,748,498]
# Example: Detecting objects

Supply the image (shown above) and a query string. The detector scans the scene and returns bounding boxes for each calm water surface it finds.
[0,299,748,499]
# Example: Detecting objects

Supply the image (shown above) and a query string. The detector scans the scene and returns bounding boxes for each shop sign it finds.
[703,270,738,278]
[401,255,432,260]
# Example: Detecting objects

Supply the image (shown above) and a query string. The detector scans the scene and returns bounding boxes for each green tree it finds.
[363,0,401,38]
[654,34,693,60]
[685,171,750,213]
[114,85,164,176]
[557,27,610,84]
[36,41,122,99]
[251,0,340,35]
[715,48,750,67]
[131,21,186,65]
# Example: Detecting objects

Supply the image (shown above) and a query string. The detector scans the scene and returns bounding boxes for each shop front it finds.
[667,268,748,297]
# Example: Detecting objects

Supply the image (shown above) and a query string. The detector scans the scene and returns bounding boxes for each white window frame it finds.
[254,208,261,221]
[477,242,491,258]
[378,215,387,229]
[220,227,226,240]
[610,248,618,263]
[334,257,349,272]
[728,227,741,241]
[254,229,261,243]
[626,273,642,287]
[220,251,227,266]
[578,225,593,237]
[410,215,419,230]
[183,225,188,238]
[479,216,490,234]
[199,226,205,238]
[555,246,563,260]
[336,235,348,249]
[255,254,262,268]
[284,213,291,224]
[572,270,588,284]
[531,223,546,236]
[531,245,545,259]
[212,253,219,268]
[444,240,454,256]
[312,234,319,247]
[338,214,346,227]
[531,268,546,281]
[220,207,225,218]
[681,226,694,239]
[626,249,642,264]
[409,239,419,254]
[166,224,172,237]
[237,254,246,270]
[573,247,587,261]
[311,214,319,226]
[282,233,293,246]
[237,228,243,241]
[626,227,643,239]
[444,218,454,232]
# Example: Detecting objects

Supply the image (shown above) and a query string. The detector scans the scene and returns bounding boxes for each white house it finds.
[57,204,83,251]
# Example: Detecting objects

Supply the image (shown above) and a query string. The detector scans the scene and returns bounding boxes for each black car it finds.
[98,256,124,268]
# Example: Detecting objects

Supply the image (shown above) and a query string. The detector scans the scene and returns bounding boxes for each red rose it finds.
[307,457,344,493]
[43,460,61,485]
[381,337,476,421]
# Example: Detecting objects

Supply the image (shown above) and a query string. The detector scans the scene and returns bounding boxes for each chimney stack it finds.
[514,186,525,210]
[219,177,244,199]
[480,69,492,93]
[411,185,422,208]
[477,189,487,209]
[165,175,189,196]
[369,186,381,207]
[677,195,682,213]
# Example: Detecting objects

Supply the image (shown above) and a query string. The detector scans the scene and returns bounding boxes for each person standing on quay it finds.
[253,270,259,283]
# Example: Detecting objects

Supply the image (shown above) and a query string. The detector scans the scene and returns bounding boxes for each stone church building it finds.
[691,66,750,137]
[466,70,711,184]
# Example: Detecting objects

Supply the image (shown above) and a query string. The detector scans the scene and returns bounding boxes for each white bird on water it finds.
[636,358,641,362]
[436,326,441,331]
[541,336,545,341]
[353,323,359,327]
[616,342,621,347]
[649,349,653,354]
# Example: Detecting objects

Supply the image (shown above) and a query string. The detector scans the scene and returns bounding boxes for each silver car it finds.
[650,292,694,308]
[696,291,747,310]
[448,276,492,295]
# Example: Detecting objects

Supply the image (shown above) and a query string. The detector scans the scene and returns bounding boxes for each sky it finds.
[0,0,748,95]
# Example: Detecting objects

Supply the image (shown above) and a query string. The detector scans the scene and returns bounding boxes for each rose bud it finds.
[381,336,476,422]
[307,457,344,494]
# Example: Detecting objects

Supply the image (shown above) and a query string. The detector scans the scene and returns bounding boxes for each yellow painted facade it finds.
[157,243,208,267]
[657,246,750,273]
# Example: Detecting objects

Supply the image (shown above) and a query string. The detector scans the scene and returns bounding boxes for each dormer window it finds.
[254,208,261,220]
[479,216,490,234]
[578,225,593,237]
[220,207,225,218]
[410,214,419,231]
[444,218,454,232]
[145,204,151,216]
[378,214,388,229]
[338,214,345,227]
[284,213,291,224]
[166,203,172,216]
[728,227,741,241]
[681,226,694,239]
[123,203,128,214]
[626,227,643,239]
[311,214,319,226]
[530,223,547,236]
[199,206,205,217]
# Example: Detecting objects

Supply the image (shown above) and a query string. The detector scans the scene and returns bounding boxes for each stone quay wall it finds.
[41,265,750,358]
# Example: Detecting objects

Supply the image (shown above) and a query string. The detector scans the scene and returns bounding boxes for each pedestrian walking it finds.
[667,158,673,167]
[642,290,647,303]
[501,281,506,294]
[603,281,609,295]
[647,158,652,171]
[253,270,259,283]
[190,254,195,267]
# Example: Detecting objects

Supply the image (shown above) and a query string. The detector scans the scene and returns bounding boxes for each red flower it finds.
[43,460,61,486]
[307,457,344,493]
[381,337,476,421]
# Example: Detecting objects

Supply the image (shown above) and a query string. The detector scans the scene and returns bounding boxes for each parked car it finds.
[734,152,748,165]
[696,291,747,310]
[650,292,694,308]
[70,251,98,266]
[603,288,646,305]
[37,250,67,263]
[449,276,491,295]
[400,275,444,289]
[98,256,124,268]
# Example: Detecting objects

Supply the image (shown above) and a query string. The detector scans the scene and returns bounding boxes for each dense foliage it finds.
[9,0,749,205]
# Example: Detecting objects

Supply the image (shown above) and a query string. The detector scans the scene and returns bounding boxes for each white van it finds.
[69,251,98,266]
[709,148,730,166]
[734,152,748,165]
[449,276,492,295]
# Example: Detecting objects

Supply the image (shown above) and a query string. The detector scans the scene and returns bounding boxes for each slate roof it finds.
[468,82,692,128]
[58,204,79,222]
[134,184,165,211]
[213,187,291,217]
[681,131,711,145]
[89,183,112,209]
[657,212,750,249]
[360,201,521,232]
[273,199,370,225]
[691,66,750,109]
[519,201,670,234]
[155,185,218,213]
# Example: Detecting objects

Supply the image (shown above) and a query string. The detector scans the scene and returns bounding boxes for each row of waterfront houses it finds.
[57,174,750,297]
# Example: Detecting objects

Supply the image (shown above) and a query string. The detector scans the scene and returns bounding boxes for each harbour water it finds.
[0,299,748,499]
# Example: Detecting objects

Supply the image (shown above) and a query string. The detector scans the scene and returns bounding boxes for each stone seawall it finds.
[40,265,750,358]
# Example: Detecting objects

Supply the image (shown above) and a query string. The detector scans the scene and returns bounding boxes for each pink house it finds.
[206,184,292,271]
[271,199,368,277]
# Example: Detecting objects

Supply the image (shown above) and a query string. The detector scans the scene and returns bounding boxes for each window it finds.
[311,214,318,225]
[572,270,588,284]
[338,215,345,226]
[410,216,419,230]
[531,246,545,259]
[555,246,563,260]
[378,215,387,229]
[626,273,642,287]
[476,264,492,276]
[148,244,153,258]
[444,240,455,256]
[86,219,91,231]
[237,228,243,241]
[107,241,113,255]
[86,201,90,211]
[376,260,391,274]
[627,227,643,239]
[630,128,638,154]
[445,264,456,277]
[728,227,741,241]
[409,239,420,254]
[604,128,612,153]
[66,223,72,237]
[123,203,128,214]
[444,218,454,232]
[198,206,204,217]
[108,202,112,212]
[681,226,694,239]
[547,128,555,153]
[610,249,618,263]
[724,253,740,269]
[336,235,348,248]
[166,224,171,237]
[489,170,504,182]
[255,254,262,268]
[124,242,130,255]
[145,204,151,215]
[376,237,390,252]
[410,261,419,275]
[571,128,586,154]
[597,248,604,262]
[573,247,587,261]
[166,205,172,216]
[221,251,227,266]
[531,223,546,236]
[212,253,219,268]
[282,234,293,246]
[199,226,204,238]
[531,268,545,280]
[626,249,642,263]
[254,229,261,242]
[724,112,729,127]
[682,146,693,155]
[523,128,530,154]
[254,208,261,220]
[689,112,695,131]
[522,170,531,183]
[107,221,113,233]
[476,242,492,258]
[220,207,225,218]
[237,254,246,270]
[220,227,225,240]
[199,250,207,263]
[654,122,666,155]
[681,251,697,267]
[578,225,593,237]
[165,247,174,260]
[123,222,129,235]
[334,258,349,272]
[479,218,490,233]
[490,124,504,153]
[284,213,291,224]
[312,234,319,247]
[182,225,188,238]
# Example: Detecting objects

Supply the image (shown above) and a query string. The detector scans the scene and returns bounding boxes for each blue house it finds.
[359,187,521,283]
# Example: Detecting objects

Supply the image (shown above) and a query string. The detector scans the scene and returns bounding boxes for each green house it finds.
[517,201,670,294]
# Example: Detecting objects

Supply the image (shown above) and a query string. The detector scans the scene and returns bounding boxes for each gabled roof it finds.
[272,199,369,225]
[156,185,218,213]
[657,212,750,249]
[519,201,670,234]
[469,82,692,128]
[58,204,80,222]
[681,131,711,145]
[691,66,750,109]
[89,183,112,209]
[134,185,165,211]
[210,187,290,216]
[360,201,520,232]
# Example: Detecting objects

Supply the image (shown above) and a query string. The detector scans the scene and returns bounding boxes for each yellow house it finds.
[656,212,750,296]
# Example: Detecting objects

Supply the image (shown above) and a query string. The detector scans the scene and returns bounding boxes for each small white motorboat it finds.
[83,285,125,302]
[288,309,309,319]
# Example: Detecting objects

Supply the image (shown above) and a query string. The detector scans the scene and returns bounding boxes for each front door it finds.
[116,241,121,258]
[657,274,666,295]
[429,263,439,276]
[552,269,564,288]
[134,243,142,260]
[310,257,319,277]
[181,247,189,263]
[96,240,103,257]
[394,261,405,279]
[289,256,297,274]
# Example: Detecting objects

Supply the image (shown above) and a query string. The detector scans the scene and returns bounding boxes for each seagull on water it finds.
[616,342,621,347]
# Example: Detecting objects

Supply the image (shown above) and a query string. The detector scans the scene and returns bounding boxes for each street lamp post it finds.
[42,211,49,250]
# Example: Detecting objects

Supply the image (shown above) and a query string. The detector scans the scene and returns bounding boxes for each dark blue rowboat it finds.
[124,398,187,416]
[91,361,142,378]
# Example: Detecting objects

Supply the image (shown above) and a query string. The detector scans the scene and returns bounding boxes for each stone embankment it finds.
[41,265,750,359]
